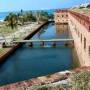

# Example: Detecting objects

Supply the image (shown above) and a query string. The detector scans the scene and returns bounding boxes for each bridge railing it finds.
[12,39,74,47]
[13,39,74,43]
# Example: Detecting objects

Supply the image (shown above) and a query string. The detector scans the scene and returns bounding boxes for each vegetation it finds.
[4,13,18,29]
[35,11,54,23]
[28,84,66,90]
[25,71,90,90]
[4,10,53,29]
[0,10,54,42]
[69,71,90,90]
[17,10,36,25]
[36,11,49,22]
[0,25,16,35]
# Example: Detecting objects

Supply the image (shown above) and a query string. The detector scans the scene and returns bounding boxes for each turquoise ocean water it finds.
[0,12,9,21]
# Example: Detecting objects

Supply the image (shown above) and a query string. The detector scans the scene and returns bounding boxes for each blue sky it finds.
[0,0,90,12]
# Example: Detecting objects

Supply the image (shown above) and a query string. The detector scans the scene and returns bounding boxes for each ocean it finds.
[0,9,56,21]
[0,12,9,21]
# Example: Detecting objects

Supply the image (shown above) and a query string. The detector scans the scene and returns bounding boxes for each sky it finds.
[0,0,90,12]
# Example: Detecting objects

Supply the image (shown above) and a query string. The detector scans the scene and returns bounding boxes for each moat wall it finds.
[68,13,90,66]
[54,10,90,66]
[0,21,49,64]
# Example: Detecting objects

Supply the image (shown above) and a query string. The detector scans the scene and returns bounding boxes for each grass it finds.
[28,84,66,90]
[0,48,11,57]
[69,71,90,90]
[23,71,90,90]
[0,25,16,36]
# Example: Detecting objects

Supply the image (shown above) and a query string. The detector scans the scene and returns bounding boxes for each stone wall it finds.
[54,10,68,24]
[54,10,90,66]
[68,12,90,66]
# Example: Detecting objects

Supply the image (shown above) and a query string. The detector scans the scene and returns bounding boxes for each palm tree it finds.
[17,9,25,25]
[17,11,36,25]
[25,11,36,22]
[40,11,49,19]
[4,13,18,29]
[35,11,40,24]
[17,14,24,25]
[35,11,49,23]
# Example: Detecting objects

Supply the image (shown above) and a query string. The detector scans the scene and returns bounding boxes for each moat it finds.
[0,23,79,86]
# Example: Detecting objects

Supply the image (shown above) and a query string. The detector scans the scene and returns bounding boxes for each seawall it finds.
[0,21,49,64]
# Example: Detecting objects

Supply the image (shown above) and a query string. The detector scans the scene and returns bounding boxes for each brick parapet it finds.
[68,10,90,32]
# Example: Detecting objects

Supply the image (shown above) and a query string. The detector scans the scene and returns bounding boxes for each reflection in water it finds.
[33,23,69,40]
[55,24,69,38]
[31,23,70,47]
[37,23,54,39]
[38,30,46,39]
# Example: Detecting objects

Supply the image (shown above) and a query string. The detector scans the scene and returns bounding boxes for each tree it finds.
[25,11,36,22]
[48,14,54,20]
[39,11,49,21]
[17,11,36,25]
[17,9,25,25]
[4,13,18,29]
[35,11,41,24]
[35,10,50,24]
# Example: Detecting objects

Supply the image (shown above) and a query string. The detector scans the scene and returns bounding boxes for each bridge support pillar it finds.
[40,41,44,47]
[68,41,74,47]
[29,42,33,47]
[52,42,56,47]
[71,40,74,47]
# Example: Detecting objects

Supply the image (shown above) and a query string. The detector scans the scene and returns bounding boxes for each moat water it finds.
[0,23,79,86]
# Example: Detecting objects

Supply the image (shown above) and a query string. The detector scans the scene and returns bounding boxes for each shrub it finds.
[69,71,90,90]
